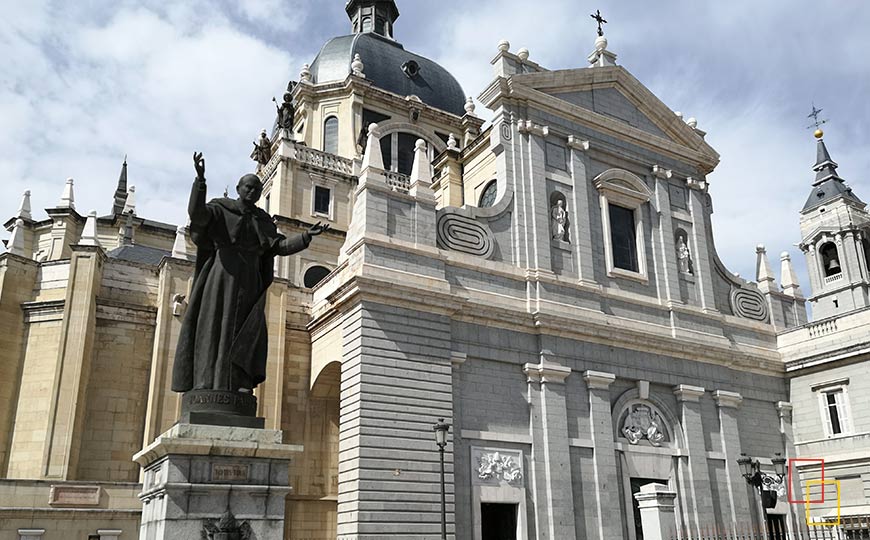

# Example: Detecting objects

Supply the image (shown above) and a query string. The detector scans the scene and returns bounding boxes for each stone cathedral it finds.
[1,2,868,539]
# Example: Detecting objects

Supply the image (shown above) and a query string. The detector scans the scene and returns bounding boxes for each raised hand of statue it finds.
[308,221,330,237]
[193,152,206,181]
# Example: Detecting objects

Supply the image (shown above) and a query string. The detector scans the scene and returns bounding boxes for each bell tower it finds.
[799,127,870,319]
[346,0,399,39]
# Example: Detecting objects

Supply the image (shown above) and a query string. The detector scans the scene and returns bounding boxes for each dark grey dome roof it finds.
[309,33,466,117]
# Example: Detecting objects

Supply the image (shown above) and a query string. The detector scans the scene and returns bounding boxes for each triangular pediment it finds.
[504,66,720,172]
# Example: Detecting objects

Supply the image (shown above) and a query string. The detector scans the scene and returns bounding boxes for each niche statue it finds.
[172,152,328,422]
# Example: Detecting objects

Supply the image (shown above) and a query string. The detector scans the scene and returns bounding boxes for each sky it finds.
[2,0,869,305]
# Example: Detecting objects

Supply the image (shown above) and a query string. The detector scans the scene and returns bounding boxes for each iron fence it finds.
[670,516,870,540]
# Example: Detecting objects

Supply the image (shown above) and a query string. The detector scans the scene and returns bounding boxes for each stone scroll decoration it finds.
[730,287,769,322]
[471,447,524,487]
[436,212,495,259]
[621,403,667,447]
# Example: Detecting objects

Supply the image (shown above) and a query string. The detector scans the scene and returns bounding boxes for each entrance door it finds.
[481,503,518,540]
[631,477,664,540]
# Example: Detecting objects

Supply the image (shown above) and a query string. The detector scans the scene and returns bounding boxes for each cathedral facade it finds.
[0,2,866,539]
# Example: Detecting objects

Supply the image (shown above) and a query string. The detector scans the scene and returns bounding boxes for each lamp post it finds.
[737,452,787,508]
[433,418,450,540]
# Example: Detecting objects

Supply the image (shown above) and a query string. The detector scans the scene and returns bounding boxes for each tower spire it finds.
[112,156,128,216]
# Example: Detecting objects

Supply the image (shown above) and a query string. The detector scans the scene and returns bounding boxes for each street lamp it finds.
[738,452,787,508]
[433,418,450,540]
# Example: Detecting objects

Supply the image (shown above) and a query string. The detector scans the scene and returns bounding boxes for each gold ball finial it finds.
[814,128,824,139]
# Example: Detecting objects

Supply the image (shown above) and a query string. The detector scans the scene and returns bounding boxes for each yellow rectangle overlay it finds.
[805,479,840,527]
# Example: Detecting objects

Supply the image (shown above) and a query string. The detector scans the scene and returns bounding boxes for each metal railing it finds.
[670,517,870,540]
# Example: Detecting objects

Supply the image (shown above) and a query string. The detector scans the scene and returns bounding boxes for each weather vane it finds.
[590,9,607,37]
[807,104,828,138]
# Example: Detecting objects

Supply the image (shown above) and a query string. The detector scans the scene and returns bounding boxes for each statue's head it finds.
[236,174,263,205]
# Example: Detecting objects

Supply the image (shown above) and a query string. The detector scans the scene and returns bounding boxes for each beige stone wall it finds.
[6,317,63,479]
[462,141,497,207]
[77,311,155,482]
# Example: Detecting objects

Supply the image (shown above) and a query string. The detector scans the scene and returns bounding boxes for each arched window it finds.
[304,265,331,288]
[820,242,841,277]
[361,16,372,33]
[478,180,498,208]
[323,117,339,155]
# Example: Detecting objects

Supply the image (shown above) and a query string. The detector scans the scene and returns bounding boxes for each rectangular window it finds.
[821,389,850,437]
[397,132,417,175]
[314,186,331,216]
[545,141,567,170]
[609,203,639,272]
[380,134,392,171]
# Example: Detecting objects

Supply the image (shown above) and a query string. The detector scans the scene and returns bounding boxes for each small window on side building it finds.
[314,186,331,216]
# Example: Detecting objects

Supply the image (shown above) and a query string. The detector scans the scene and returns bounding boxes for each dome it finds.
[309,33,467,117]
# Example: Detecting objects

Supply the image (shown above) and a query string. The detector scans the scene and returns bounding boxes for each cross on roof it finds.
[590,9,607,37]
[807,104,828,130]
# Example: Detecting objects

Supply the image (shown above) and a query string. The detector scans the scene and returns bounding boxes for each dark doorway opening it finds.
[631,477,664,540]
[481,502,517,540]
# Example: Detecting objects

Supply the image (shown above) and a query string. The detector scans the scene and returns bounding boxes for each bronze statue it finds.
[172,152,328,395]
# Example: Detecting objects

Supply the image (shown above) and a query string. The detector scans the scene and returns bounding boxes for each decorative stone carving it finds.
[436,212,495,259]
[202,509,253,540]
[730,287,769,322]
[477,452,523,484]
[622,404,666,446]
[551,199,568,241]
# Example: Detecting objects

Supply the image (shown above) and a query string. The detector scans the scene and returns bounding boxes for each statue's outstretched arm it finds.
[188,152,211,227]
[275,231,311,256]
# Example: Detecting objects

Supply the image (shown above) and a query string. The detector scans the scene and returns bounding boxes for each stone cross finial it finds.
[59,178,75,209]
[17,190,32,220]
[590,9,607,36]
[80,211,100,247]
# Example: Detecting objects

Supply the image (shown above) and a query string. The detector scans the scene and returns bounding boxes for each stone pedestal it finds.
[634,483,677,540]
[133,423,301,540]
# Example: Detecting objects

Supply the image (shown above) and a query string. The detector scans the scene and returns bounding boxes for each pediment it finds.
[506,67,720,171]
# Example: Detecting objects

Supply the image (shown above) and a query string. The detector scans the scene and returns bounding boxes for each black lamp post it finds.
[433,418,450,540]
[737,452,787,508]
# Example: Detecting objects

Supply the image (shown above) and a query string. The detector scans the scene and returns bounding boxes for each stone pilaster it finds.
[652,166,681,304]
[673,384,714,533]
[0,254,38,475]
[713,390,750,531]
[43,244,105,479]
[777,401,802,535]
[568,137,595,283]
[687,185,717,312]
[584,370,620,540]
[524,358,576,540]
[518,121,552,273]
[635,483,678,540]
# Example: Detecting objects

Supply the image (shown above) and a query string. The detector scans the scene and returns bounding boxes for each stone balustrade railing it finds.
[384,171,411,193]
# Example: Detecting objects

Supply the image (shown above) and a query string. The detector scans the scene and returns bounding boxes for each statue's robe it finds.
[172,182,309,392]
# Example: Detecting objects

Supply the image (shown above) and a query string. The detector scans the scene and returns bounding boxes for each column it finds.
[635,483,678,540]
[524,357,576,540]
[520,122,552,273]
[652,167,681,304]
[43,244,105,479]
[673,384,714,533]
[584,370,620,540]
[714,390,750,531]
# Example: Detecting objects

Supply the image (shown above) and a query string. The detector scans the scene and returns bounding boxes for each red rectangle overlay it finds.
[789,458,825,504]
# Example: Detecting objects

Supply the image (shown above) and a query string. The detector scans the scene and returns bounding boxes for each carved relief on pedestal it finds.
[471,447,524,486]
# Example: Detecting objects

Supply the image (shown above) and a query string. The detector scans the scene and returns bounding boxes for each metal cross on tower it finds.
[590,9,607,37]
[807,104,828,131]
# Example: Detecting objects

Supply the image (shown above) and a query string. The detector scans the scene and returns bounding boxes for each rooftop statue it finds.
[172,152,327,415]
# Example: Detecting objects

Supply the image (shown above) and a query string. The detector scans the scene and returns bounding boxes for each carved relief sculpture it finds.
[622,404,665,446]
[477,452,523,484]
